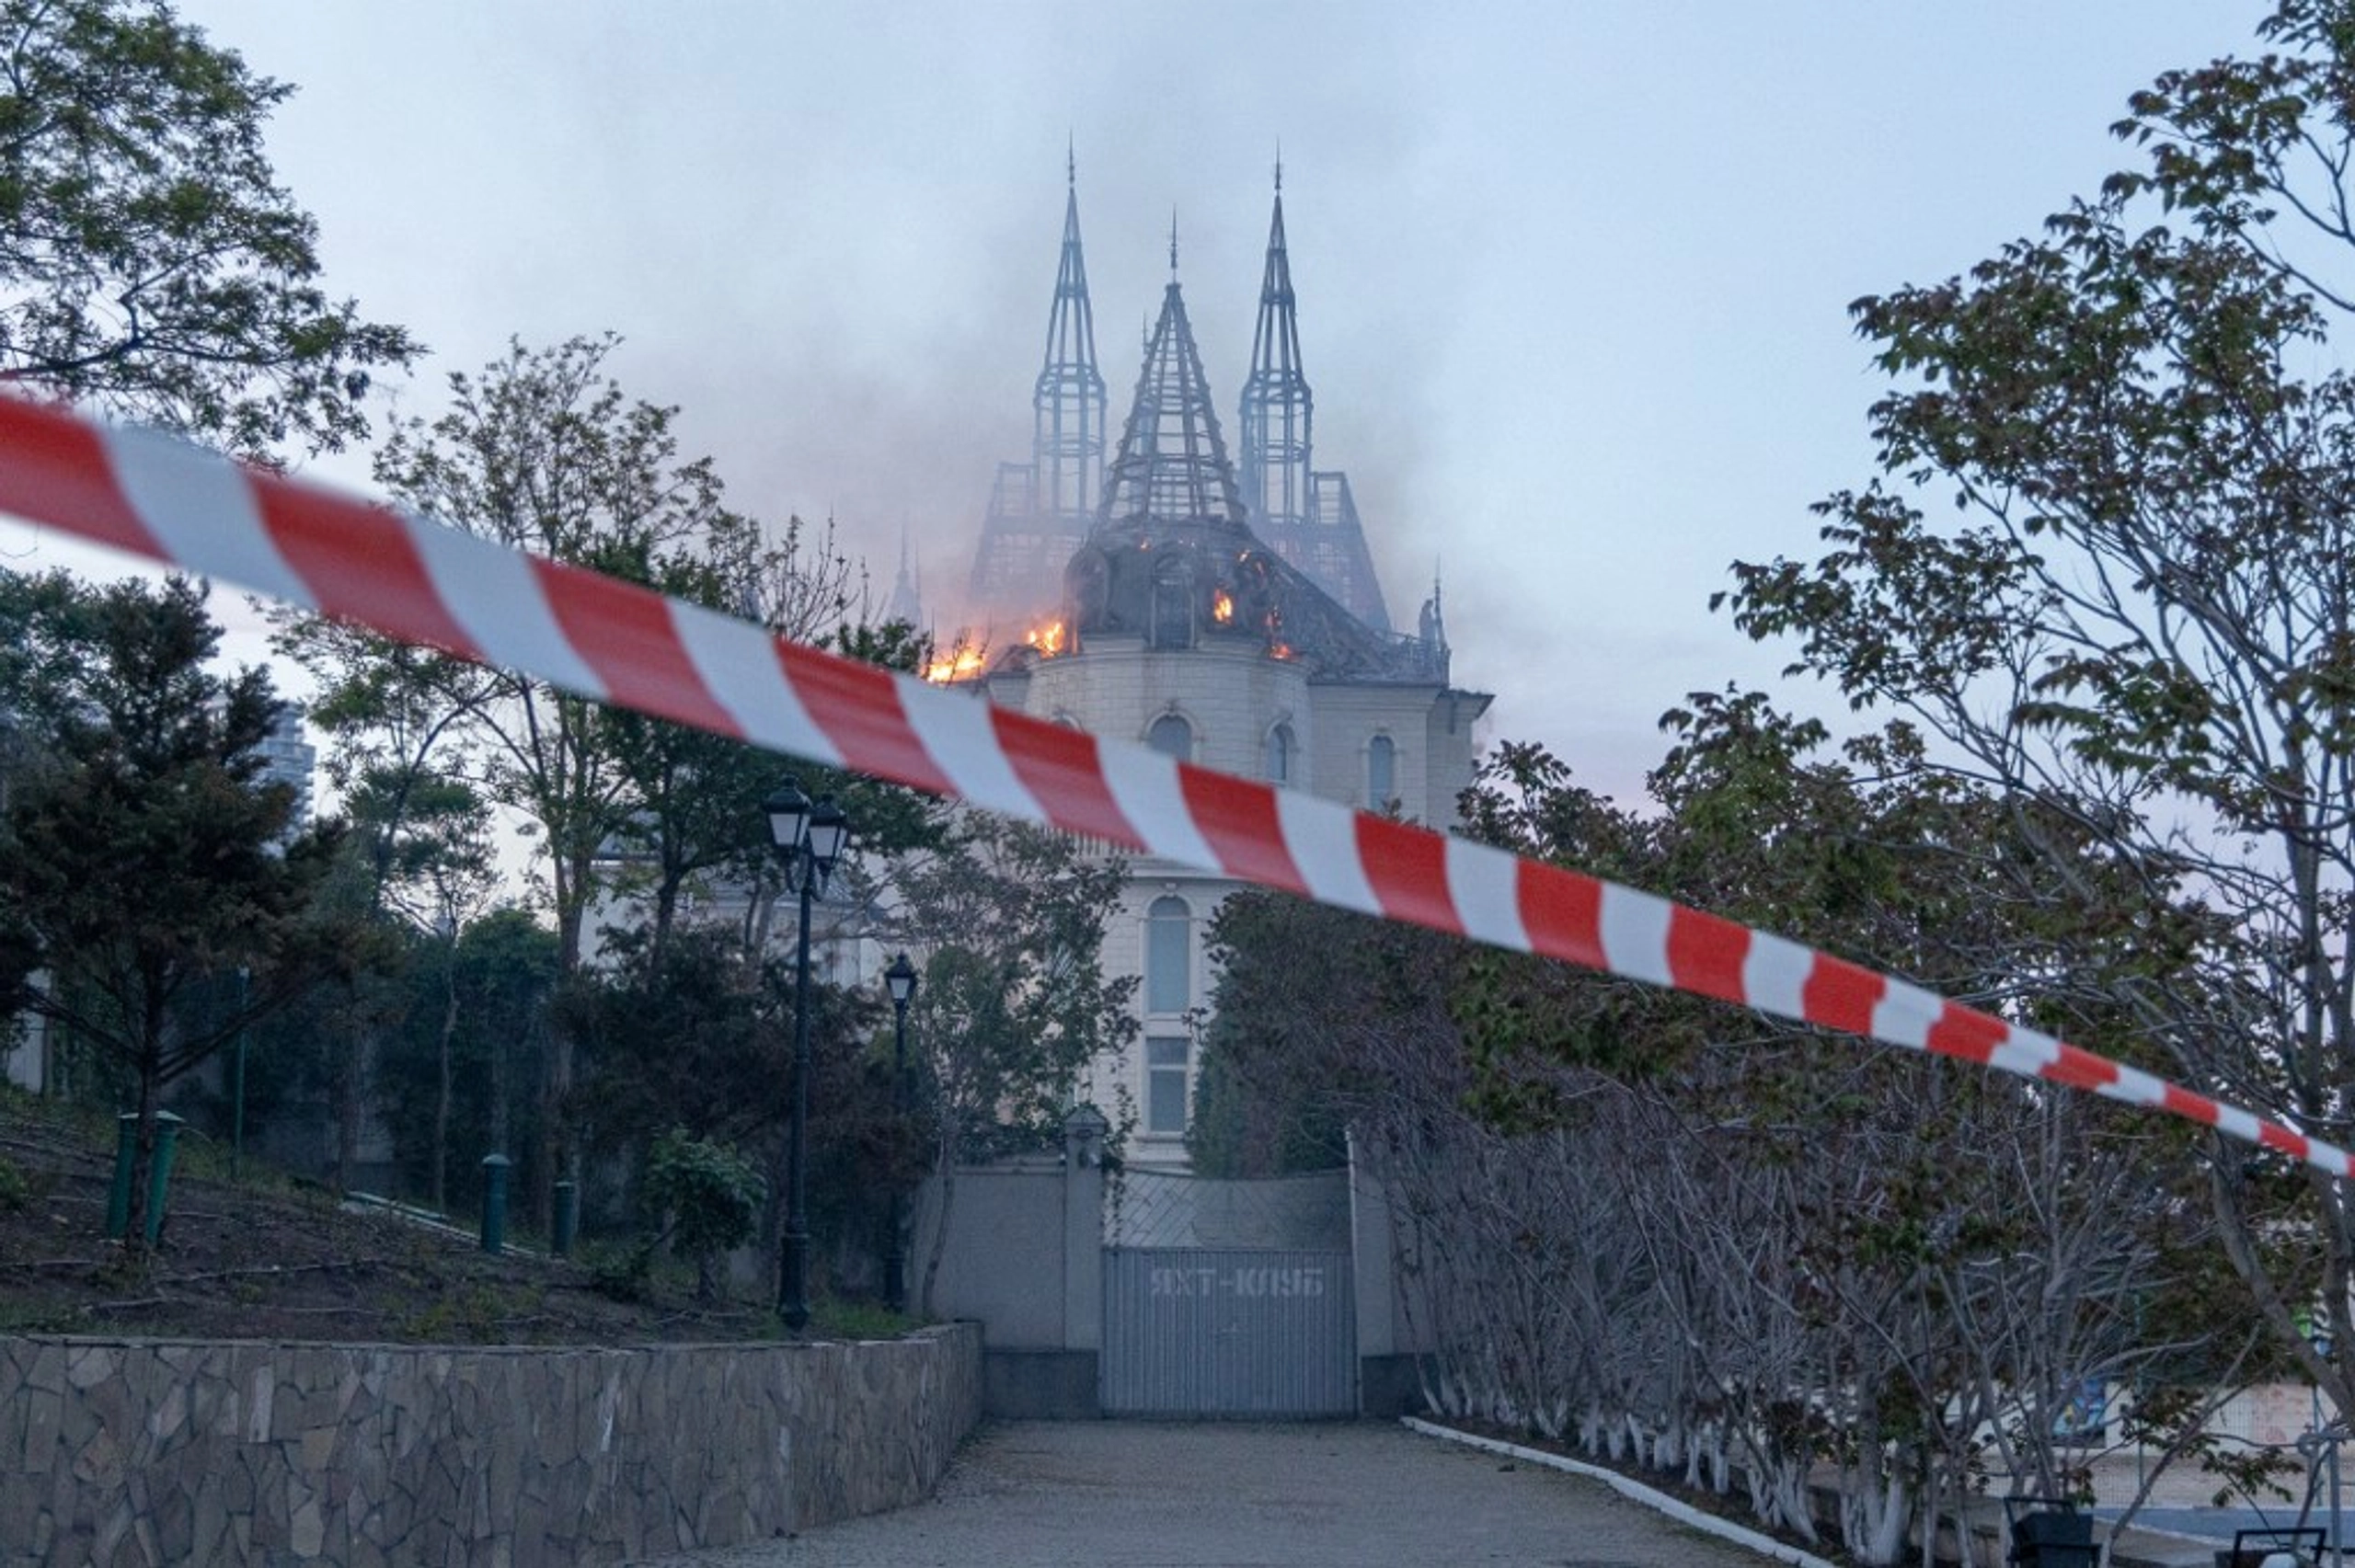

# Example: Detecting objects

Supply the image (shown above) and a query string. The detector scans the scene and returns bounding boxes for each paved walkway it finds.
[629,1420,1791,1567]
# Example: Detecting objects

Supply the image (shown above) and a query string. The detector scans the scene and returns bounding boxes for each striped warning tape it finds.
[0,394,2334,1175]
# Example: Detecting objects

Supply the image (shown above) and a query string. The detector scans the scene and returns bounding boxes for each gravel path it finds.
[628,1420,1785,1567]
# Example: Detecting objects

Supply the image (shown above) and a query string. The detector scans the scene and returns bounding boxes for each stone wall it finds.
[0,1323,982,1568]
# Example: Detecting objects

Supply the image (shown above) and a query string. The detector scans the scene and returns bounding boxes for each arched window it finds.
[1264,723,1294,785]
[1147,714,1191,761]
[1367,734,1396,807]
[1145,895,1190,1013]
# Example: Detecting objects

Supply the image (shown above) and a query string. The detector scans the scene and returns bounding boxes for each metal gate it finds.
[1101,1170,1357,1417]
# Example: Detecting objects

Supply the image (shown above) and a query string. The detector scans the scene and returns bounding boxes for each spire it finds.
[1098,266,1247,538]
[1229,170,1395,633]
[885,521,925,628]
[969,160,1109,610]
[1036,164,1107,518]
[1239,170,1311,532]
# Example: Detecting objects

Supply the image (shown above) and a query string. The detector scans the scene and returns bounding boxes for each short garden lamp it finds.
[1065,1103,1109,1170]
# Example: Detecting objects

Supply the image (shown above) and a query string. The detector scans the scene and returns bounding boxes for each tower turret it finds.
[1034,152,1107,521]
[1097,227,1249,541]
[1239,166,1311,537]
[884,522,925,629]
[968,155,1108,612]
[1235,169,1393,634]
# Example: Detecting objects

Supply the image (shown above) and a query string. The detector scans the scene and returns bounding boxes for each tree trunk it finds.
[917,1127,962,1322]
[335,1022,365,1195]
[433,956,459,1210]
[122,1048,163,1259]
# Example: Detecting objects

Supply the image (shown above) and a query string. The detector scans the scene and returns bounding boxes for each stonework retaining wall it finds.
[0,1323,982,1567]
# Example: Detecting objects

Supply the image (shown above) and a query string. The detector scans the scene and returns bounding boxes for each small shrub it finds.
[583,1238,657,1303]
[642,1128,764,1305]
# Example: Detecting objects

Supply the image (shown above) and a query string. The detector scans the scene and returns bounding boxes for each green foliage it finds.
[1720,0,2355,1421]
[392,1281,530,1345]
[0,1151,29,1213]
[0,0,415,454]
[642,1127,763,1304]
[580,1238,656,1304]
[563,924,786,1151]
[808,1297,918,1340]
[0,569,365,1243]
[373,908,556,1209]
[1189,892,1460,1176]
[895,813,1136,1164]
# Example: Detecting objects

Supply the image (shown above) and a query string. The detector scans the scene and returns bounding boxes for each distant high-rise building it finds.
[256,704,316,835]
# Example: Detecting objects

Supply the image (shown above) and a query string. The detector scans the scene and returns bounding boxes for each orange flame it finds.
[1269,641,1296,661]
[1025,619,1068,657]
[924,643,988,684]
[1211,589,1235,626]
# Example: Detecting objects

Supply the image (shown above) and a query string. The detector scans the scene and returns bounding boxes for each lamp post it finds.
[883,951,918,1314]
[764,776,850,1332]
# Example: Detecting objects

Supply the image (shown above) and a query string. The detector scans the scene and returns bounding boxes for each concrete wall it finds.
[1347,1139,1430,1418]
[912,1118,1106,1418]
[0,1323,982,1568]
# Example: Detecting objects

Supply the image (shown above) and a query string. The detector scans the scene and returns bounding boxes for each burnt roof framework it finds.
[1063,265,1445,685]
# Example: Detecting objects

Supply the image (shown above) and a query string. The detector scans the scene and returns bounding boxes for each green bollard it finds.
[144,1115,183,1245]
[106,1111,185,1242]
[553,1179,578,1258]
[480,1153,511,1255]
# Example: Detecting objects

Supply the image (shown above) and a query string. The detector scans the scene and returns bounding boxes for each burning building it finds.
[956,165,1493,1164]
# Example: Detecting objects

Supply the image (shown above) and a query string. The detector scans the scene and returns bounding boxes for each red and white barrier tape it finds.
[0,395,2335,1175]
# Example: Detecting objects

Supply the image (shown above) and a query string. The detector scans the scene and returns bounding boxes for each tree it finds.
[345,767,498,1207]
[0,569,353,1245]
[561,923,790,1155]
[1722,0,2355,1419]
[373,905,556,1212]
[370,334,750,1230]
[641,1127,764,1305]
[0,0,415,454]
[893,813,1135,1316]
[1189,891,1459,1177]
[1196,707,2243,1562]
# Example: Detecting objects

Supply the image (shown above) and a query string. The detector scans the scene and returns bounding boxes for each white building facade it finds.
[960,176,1491,1165]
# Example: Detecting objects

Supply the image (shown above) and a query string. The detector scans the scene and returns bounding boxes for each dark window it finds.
[1146,896,1190,1013]
[1151,560,1193,649]
[1265,724,1294,784]
[1148,714,1191,761]
[1146,1036,1189,1134]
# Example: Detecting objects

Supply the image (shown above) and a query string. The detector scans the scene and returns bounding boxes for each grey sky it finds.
[0,1,2247,804]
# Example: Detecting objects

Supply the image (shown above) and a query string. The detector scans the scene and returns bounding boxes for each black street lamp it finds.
[883,950,919,1314]
[764,776,851,1332]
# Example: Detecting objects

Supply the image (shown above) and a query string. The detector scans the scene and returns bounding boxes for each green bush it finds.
[642,1128,763,1304]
